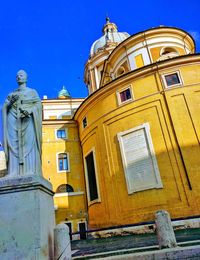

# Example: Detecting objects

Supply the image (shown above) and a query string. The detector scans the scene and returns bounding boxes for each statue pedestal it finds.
[0,175,55,259]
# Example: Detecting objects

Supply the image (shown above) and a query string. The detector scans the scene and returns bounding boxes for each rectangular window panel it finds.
[117,123,162,194]
[85,151,98,201]
[57,129,66,139]
[58,153,69,171]
[135,54,144,68]
[59,160,63,171]
[118,87,133,104]
[83,117,87,128]
[63,158,68,170]
[164,73,181,87]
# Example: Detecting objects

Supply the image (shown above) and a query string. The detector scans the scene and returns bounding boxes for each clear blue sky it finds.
[0,0,200,148]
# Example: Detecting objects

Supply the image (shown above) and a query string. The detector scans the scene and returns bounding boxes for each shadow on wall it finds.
[85,134,200,229]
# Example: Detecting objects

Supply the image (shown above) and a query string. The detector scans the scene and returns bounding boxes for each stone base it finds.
[0,175,55,260]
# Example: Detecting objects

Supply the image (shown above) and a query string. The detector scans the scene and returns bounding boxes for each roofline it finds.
[106,26,196,62]
[42,97,85,102]
[74,53,200,120]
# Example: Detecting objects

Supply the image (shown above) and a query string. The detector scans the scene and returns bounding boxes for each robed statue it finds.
[2,70,42,176]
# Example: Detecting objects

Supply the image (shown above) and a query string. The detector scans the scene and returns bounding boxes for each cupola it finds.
[85,18,130,95]
[58,86,71,99]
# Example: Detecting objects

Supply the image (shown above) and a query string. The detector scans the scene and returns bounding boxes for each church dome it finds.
[90,17,130,56]
[58,86,71,99]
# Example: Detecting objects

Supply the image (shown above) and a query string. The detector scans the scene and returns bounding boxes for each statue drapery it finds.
[3,71,42,176]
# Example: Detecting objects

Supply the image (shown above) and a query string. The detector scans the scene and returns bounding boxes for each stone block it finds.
[0,175,55,259]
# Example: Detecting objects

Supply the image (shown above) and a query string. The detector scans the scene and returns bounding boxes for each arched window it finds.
[157,47,179,61]
[116,66,125,77]
[161,47,178,55]
[58,153,69,171]
[115,61,129,78]
[56,184,74,193]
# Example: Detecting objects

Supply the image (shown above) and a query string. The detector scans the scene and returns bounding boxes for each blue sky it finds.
[0,0,200,148]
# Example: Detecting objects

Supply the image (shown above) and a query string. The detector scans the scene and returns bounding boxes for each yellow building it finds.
[42,19,200,236]
[74,19,200,230]
[42,87,87,239]
[0,151,6,177]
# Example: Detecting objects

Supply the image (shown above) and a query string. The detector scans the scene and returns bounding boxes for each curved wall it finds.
[75,55,200,228]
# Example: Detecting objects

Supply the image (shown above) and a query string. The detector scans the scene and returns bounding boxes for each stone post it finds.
[155,210,177,249]
[54,224,72,260]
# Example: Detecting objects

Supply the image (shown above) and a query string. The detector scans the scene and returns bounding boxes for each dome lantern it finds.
[90,18,130,56]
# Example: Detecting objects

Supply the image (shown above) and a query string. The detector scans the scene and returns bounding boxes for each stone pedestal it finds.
[155,210,177,249]
[0,175,55,260]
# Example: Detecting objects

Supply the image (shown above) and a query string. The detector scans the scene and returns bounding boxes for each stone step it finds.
[72,241,200,259]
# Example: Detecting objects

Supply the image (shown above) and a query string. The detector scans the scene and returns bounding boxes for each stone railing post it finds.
[54,224,72,260]
[155,210,177,249]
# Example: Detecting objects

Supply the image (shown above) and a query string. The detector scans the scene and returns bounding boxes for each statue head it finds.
[16,70,28,86]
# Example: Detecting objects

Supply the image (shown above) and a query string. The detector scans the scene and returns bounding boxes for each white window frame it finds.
[55,128,68,140]
[56,152,70,173]
[116,85,134,105]
[117,123,163,194]
[162,71,183,88]
[84,147,101,205]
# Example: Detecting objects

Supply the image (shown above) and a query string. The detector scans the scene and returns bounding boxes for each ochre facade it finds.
[75,22,200,229]
[42,20,200,233]
[42,98,87,236]
[75,58,200,228]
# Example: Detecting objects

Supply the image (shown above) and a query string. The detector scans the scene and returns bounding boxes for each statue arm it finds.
[20,90,40,118]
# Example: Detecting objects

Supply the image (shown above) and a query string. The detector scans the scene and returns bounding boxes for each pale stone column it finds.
[54,224,72,260]
[155,210,177,249]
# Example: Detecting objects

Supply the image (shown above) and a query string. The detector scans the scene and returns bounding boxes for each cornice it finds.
[42,98,84,104]
[108,27,195,62]
[74,53,200,120]
[42,119,77,125]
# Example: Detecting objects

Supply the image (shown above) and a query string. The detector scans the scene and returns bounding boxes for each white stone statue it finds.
[2,70,42,176]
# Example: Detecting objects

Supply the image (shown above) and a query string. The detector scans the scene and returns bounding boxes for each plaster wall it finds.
[75,61,200,229]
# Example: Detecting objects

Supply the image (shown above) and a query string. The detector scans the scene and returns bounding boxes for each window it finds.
[116,66,125,76]
[57,129,66,139]
[161,47,178,56]
[56,184,74,193]
[117,86,133,105]
[83,117,87,128]
[157,47,179,61]
[163,72,182,88]
[85,150,99,202]
[117,123,162,194]
[58,153,69,171]
[115,61,129,78]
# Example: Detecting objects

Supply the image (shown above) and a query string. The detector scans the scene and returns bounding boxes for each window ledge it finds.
[54,191,84,197]
[57,170,70,173]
